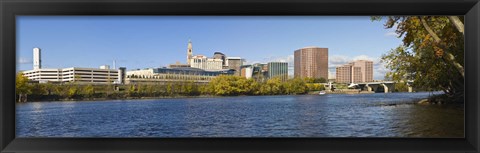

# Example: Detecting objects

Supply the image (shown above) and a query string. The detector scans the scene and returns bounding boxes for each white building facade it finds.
[22,67,122,84]
[189,55,223,70]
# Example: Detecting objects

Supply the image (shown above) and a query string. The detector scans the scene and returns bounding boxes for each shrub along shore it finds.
[16,75,326,102]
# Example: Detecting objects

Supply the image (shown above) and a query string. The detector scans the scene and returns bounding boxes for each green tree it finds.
[259,77,283,95]
[67,85,79,98]
[374,16,464,103]
[16,73,31,102]
[394,82,409,92]
[127,84,137,97]
[84,84,95,98]
[285,77,307,94]
[165,83,174,96]
[315,77,327,83]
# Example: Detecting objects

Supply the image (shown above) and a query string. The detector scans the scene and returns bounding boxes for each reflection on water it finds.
[16,92,464,137]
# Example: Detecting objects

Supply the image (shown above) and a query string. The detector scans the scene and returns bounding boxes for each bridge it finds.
[326,80,415,93]
[355,80,415,93]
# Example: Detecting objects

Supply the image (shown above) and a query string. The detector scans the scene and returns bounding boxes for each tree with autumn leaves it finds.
[374,16,464,103]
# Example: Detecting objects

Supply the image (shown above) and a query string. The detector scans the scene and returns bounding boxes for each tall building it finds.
[352,60,373,82]
[267,62,288,82]
[33,47,41,70]
[335,60,373,83]
[189,55,223,70]
[336,64,351,83]
[187,40,193,65]
[225,57,244,76]
[294,46,328,79]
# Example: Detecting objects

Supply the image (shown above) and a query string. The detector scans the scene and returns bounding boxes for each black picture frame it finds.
[1,0,479,152]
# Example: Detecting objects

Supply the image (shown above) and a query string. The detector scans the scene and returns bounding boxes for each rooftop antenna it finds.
[113,60,116,69]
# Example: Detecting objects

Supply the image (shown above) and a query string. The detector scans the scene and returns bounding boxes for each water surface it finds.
[16,92,464,137]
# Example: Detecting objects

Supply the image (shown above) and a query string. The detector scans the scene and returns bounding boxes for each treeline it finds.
[16,74,325,102]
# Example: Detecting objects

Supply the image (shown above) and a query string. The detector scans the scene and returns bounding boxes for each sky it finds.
[17,16,403,80]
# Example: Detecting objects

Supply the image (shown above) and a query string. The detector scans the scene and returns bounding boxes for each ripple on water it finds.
[16,92,463,137]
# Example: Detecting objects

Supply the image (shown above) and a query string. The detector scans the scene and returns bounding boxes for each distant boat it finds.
[319,91,326,95]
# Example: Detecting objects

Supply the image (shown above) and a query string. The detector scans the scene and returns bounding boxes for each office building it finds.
[125,67,235,84]
[335,60,373,83]
[225,57,244,76]
[352,60,373,82]
[189,55,223,70]
[336,64,352,83]
[267,62,288,82]
[294,46,328,79]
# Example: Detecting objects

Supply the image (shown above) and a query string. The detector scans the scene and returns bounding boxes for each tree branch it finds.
[418,16,465,78]
[419,16,441,43]
[448,16,464,36]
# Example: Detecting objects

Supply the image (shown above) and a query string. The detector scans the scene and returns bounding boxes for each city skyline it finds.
[17,16,403,80]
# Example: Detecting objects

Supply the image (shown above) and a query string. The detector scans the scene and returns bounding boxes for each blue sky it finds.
[17,16,402,80]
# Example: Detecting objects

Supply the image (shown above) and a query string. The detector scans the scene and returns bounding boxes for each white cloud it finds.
[330,55,350,64]
[17,57,32,64]
[353,55,375,61]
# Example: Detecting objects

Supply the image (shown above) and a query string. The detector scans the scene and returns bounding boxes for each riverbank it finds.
[417,96,464,105]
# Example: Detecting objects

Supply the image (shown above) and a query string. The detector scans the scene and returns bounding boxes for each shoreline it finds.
[21,95,222,103]
[18,91,436,103]
[20,94,305,103]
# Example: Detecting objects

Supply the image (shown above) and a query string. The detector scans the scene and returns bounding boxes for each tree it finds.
[84,84,95,98]
[284,77,307,94]
[127,84,137,97]
[67,85,78,99]
[16,73,31,102]
[374,16,464,102]
[259,77,283,95]
[315,77,327,83]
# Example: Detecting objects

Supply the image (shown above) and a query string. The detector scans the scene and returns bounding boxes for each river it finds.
[16,92,464,137]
